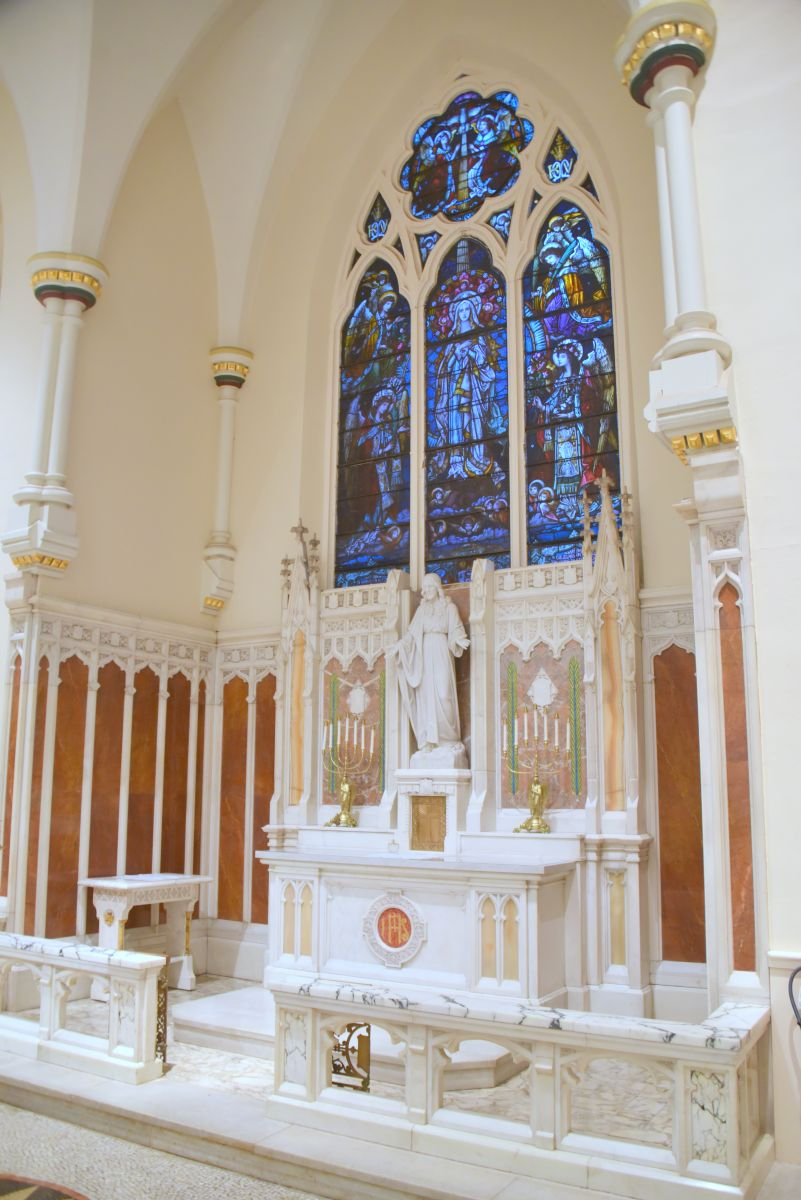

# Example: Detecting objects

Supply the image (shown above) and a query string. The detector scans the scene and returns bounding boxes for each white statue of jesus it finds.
[388,573,470,767]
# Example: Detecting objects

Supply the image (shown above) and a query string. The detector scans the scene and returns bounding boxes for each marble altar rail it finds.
[0,932,165,1083]
[269,974,772,1199]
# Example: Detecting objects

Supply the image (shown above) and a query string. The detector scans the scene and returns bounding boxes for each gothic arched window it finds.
[333,87,621,588]
[425,238,510,582]
[335,260,411,588]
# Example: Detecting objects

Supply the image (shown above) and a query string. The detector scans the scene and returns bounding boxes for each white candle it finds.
[502,723,508,754]
[370,728,375,756]
[361,722,365,752]
[555,715,559,749]
[534,708,538,740]
[523,707,528,744]
[345,716,350,745]
[337,719,341,746]
[544,712,548,743]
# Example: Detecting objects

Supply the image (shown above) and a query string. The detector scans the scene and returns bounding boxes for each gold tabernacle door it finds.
[410,795,446,852]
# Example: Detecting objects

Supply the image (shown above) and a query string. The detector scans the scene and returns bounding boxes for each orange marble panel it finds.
[719,584,756,972]
[126,667,158,928]
[192,680,205,876]
[46,656,88,937]
[86,661,125,935]
[0,656,21,896]
[654,645,706,963]
[161,672,190,876]
[24,659,49,934]
[219,676,247,922]
[290,630,305,806]
[601,601,624,811]
[252,674,276,924]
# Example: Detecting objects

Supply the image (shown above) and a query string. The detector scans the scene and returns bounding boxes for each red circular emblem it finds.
[376,906,412,949]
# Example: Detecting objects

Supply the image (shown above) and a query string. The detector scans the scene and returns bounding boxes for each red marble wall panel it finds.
[86,662,125,935]
[161,672,190,876]
[126,667,158,927]
[218,676,247,921]
[654,645,706,963]
[0,656,21,896]
[252,675,276,924]
[192,680,205,876]
[447,584,471,760]
[46,656,88,937]
[24,659,49,934]
[719,584,756,972]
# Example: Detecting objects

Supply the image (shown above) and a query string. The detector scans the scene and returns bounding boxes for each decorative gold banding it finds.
[211,360,250,379]
[185,911,192,955]
[203,595,225,611]
[117,917,127,952]
[31,268,102,293]
[11,552,69,570]
[28,251,107,272]
[621,21,713,85]
[671,426,737,464]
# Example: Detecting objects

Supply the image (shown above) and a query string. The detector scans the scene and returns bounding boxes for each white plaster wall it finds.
[36,101,220,626]
[694,0,801,1163]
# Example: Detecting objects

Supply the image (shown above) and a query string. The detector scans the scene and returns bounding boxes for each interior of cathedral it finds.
[0,2,798,1198]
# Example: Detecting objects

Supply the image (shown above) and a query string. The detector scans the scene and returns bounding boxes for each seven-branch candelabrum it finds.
[321,716,376,828]
[502,705,570,833]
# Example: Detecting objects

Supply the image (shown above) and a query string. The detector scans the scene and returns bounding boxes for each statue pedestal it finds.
[396,768,471,855]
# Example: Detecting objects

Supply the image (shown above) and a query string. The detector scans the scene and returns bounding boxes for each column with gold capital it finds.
[614,3,737,458]
[201,346,253,614]
[2,252,108,574]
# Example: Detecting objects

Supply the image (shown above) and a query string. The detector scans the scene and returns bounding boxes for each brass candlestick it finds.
[321,716,375,828]
[502,705,570,834]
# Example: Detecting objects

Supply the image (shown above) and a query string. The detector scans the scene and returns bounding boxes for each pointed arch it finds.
[424,237,510,581]
[522,200,619,563]
[335,258,411,587]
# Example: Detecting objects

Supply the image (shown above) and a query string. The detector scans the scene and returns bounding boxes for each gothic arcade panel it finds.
[323,656,385,806]
[500,641,585,809]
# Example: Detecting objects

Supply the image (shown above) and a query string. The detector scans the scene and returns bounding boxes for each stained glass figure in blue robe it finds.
[425,239,510,582]
[401,92,533,223]
[522,203,619,562]
[335,261,411,587]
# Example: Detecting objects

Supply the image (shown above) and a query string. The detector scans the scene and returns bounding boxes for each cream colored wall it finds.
[217,0,690,630]
[694,0,801,1163]
[0,83,39,762]
[36,100,220,626]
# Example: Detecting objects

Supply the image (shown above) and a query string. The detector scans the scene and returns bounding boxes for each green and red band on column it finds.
[620,20,714,107]
[28,252,108,310]
[209,346,253,389]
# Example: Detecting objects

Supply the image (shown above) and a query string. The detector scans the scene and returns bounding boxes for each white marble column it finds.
[2,253,107,575]
[116,672,136,875]
[6,612,42,933]
[201,347,253,615]
[183,675,200,874]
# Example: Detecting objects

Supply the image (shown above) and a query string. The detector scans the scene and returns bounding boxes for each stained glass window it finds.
[581,174,599,201]
[522,202,618,562]
[425,239,510,582]
[400,91,533,222]
[364,193,391,242]
[416,232,440,265]
[543,129,577,184]
[335,261,411,587]
[487,207,513,243]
